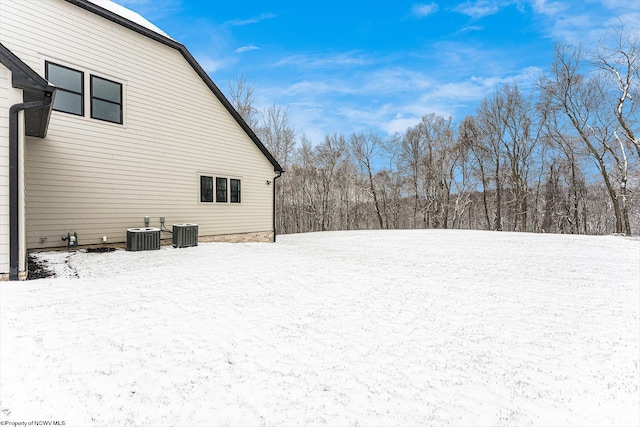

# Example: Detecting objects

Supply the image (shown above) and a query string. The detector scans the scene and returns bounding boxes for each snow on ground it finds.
[1,230,638,426]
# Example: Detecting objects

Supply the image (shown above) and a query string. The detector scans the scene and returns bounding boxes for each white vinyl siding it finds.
[0,64,11,273]
[1,0,277,249]
[0,63,28,276]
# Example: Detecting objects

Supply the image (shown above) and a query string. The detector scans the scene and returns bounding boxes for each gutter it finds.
[9,96,54,280]
[273,171,283,242]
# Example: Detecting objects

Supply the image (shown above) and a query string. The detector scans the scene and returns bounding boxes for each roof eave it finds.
[0,42,56,137]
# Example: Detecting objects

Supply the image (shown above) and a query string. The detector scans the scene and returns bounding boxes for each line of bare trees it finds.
[230,26,639,236]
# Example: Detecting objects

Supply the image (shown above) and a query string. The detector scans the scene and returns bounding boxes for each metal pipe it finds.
[273,171,282,242]
[9,97,53,280]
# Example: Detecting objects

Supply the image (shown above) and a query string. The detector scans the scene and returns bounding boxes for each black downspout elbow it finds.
[273,171,282,243]
[8,97,53,280]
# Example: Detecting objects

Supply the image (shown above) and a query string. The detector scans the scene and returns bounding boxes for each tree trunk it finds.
[494,158,502,231]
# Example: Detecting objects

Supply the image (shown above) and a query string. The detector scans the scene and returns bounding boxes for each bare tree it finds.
[253,105,296,234]
[400,124,425,228]
[314,133,346,231]
[595,25,640,160]
[228,74,258,129]
[450,123,476,230]
[257,105,296,167]
[288,136,320,232]
[541,43,630,234]
[476,89,509,231]
[419,114,457,229]
[460,115,492,229]
[227,58,637,237]
[540,107,589,234]
[379,133,405,229]
[349,131,385,229]
[499,83,542,232]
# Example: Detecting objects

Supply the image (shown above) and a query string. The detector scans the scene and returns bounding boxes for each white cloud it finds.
[194,54,233,73]
[430,81,491,101]
[455,0,502,18]
[456,25,484,34]
[383,115,424,134]
[528,0,640,45]
[360,68,434,93]
[598,0,640,11]
[274,51,374,70]
[380,100,458,134]
[235,44,260,53]
[286,80,349,96]
[264,54,547,138]
[412,3,439,18]
[280,67,434,100]
[529,0,568,16]
[227,13,276,26]
[430,66,543,102]
[429,41,493,72]
[284,104,337,144]
[337,104,393,124]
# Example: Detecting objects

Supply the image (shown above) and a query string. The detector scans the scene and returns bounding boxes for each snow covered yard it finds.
[1,230,638,426]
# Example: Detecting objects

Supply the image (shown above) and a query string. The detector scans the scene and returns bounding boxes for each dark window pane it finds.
[53,90,82,115]
[200,176,213,202]
[216,177,227,202]
[47,63,82,93]
[90,75,123,124]
[92,99,121,123]
[230,179,241,203]
[92,76,121,103]
[46,62,83,115]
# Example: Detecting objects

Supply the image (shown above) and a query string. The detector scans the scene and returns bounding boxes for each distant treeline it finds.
[230,27,639,236]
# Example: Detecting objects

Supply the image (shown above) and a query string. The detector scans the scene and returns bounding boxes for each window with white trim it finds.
[216,177,227,203]
[91,75,123,124]
[200,176,213,202]
[200,175,241,204]
[230,178,241,203]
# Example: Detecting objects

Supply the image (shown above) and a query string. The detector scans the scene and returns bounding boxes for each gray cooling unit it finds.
[173,223,198,248]
[126,227,161,251]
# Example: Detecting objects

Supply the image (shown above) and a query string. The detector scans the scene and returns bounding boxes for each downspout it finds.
[9,97,53,280]
[273,171,282,243]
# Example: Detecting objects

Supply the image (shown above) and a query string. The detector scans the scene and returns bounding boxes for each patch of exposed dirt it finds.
[27,254,55,280]
[86,247,117,253]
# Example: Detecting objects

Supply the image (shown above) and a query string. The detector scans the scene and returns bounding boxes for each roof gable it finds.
[64,0,283,172]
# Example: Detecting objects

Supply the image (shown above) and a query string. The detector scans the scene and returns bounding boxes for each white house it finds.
[0,0,283,280]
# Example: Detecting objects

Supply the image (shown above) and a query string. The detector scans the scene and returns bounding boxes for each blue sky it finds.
[114,0,640,143]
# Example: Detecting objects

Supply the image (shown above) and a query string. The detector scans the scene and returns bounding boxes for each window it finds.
[216,177,227,203]
[201,175,240,203]
[91,75,122,124]
[44,62,124,123]
[230,179,241,203]
[46,62,83,116]
[200,176,213,202]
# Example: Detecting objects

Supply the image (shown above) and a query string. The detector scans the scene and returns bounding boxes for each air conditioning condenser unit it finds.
[126,227,161,251]
[173,223,198,248]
